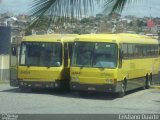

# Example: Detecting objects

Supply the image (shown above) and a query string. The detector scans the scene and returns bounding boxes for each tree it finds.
[29,0,139,29]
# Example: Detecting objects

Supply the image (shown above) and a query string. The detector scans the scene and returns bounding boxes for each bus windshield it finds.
[19,42,62,67]
[72,42,118,68]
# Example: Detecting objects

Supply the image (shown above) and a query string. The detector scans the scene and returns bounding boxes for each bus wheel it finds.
[143,75,148,89]
[146,75,151,89]
[78,91,88,96]
[117,81,126,97]
[19,86,27,92]
[30,88,38,92]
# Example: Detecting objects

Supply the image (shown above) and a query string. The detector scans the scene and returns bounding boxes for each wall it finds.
[0,26,11,81]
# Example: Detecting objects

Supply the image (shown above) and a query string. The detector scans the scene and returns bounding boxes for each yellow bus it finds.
[17,34,76,90]
[70,34,159,97]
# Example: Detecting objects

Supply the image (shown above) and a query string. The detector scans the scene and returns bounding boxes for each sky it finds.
[0,0,32,15]
[0,0,160,17]
[121,0,160,17]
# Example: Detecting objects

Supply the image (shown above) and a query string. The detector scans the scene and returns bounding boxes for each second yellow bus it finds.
[70,34,159,97]
[18,34,76,90]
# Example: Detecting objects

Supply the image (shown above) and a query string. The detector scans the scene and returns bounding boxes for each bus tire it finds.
[117,80,126,98]
[30,88,38,92]
[143,75,148,89]
[146,75,151,89]
[78,91,88,96]
[19,86,27,92]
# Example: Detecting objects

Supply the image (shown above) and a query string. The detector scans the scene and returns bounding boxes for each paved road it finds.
[0,84,160,114]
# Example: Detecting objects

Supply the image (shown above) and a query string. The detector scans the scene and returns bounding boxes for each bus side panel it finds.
[61,67,70,80]
[118,57,159,91]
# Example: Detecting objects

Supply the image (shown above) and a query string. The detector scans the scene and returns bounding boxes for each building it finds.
[0,26,11,81]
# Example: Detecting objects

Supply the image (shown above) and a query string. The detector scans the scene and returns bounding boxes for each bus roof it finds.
[23,34,78,42]
[75,33,158,44]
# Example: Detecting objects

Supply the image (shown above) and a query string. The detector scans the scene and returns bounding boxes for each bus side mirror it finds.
[11,46,17,56]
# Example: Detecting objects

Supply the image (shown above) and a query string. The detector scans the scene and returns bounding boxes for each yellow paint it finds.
[71,33,159,86]
[18,34,77,83]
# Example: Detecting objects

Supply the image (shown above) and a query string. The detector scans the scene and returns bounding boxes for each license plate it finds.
[34,84,42,87]
[88,87,96,91]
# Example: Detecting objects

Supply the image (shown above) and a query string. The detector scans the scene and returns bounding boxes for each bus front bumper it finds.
[18,80,69,89]
[10,79,19,87]
[70,82,122,93]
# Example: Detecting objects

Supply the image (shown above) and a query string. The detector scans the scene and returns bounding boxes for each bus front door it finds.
[10,44,18,87]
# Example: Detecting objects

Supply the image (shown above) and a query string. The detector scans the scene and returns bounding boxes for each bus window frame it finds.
[64,42,69,68]
[19,41,63,67]
[72,42,118,69]
[121,43,159,60]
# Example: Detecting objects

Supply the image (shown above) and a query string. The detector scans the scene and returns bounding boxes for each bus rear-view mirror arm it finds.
[11,46,17,56]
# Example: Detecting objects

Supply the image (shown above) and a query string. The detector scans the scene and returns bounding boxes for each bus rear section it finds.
[70,34,159,97]
[18,35,75,90]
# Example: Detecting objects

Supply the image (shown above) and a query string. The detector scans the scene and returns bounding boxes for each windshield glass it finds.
[19,42,62,67]
[72,42,117,68]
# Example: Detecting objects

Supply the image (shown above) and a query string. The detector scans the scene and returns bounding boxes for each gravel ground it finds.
[0,84,160,114]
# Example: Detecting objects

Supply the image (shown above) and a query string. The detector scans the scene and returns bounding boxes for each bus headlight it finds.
[106,79,117,84]
[20,81,24,86]
[106,79,114,84]
[55,83,59,87]
[71,77,79,82]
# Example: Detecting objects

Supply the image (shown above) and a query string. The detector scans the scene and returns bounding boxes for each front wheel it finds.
[146,75,151,89]
[78,91,88,96]
[19,86,27,92]
[117,81,126,98]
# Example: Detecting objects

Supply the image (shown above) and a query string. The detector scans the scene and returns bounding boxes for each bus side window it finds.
[132,44,137,57]
[153,45,158,56]
[64,43,69,67]
[119,47,123,68]
[121,44,128,58]
[128,44,133,58]
[151,45,156,56]
[142,45,147,57]
[136,45,142,57]
[156,45,159,56]
[159,44,160,55]
[146,45,151,57]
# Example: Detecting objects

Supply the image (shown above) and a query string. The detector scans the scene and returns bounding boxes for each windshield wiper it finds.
[26,63,31,67]
[98,66,105,70]
[75,65,84,69]
[46,64,51,68]
[80,65,84,69]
